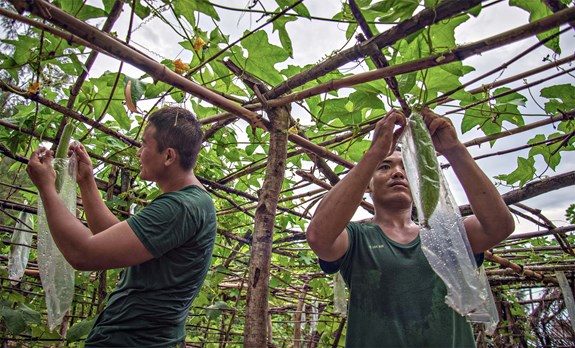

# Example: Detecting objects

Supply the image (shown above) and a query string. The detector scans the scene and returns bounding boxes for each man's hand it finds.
[370,109,407,158]
[68,142,94,185]
[420,107,461,155]
[27,147,57,191]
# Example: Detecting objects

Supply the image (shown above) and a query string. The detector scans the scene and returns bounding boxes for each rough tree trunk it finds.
[244,105,290,347]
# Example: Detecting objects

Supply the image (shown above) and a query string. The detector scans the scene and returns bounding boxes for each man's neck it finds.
[157,171,202,193]
[371,206,419,244]
[372,205,413,227]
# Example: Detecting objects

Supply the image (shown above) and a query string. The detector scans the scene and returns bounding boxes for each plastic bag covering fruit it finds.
[399,117,488,316]
[8,206,34,285]
[37,154,77,331]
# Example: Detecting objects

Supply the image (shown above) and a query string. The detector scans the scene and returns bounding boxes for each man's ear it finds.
[164,148,177,166]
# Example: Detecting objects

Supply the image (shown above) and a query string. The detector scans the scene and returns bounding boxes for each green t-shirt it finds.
[320,222,479,348]
[85,185,216,348]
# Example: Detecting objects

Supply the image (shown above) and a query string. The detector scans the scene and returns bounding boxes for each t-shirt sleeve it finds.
[127,195,197,258]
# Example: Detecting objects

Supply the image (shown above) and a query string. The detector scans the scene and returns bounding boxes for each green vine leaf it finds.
[495,156,536,187]
[240,31,290,86]
[540,84,575,114]
[510,0,560,53]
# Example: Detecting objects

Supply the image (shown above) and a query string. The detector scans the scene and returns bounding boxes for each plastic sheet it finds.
[333,272,347,315]
[37,155,77,331]
[8,206,34,285]
[400,122,488,316]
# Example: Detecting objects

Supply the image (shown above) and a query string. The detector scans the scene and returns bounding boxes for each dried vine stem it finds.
[0,81,139,146]
[59,0,125,143]
[514,203,574,256]
[295,170,374,214]
[348,0,409,115]
[0,7,110,55]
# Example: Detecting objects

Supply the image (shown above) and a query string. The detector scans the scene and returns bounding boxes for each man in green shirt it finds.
[27,106,217,347]
[306,108,514,347]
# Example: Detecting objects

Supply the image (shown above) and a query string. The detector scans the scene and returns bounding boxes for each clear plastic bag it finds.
[333,272,347,316]
[400,122,488,316]
[557,271,575,332]
[37,154,77,331]
[8,206,34,285]
[466,266,499,334]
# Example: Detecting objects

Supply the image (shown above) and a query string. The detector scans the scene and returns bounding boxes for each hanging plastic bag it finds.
[8,205,35,285]
[557,271,575,332]
[333,272,347,316]
[399,115,488,316]
[309,299,318,334]
[466,266,499,334]
[37,152,77,332]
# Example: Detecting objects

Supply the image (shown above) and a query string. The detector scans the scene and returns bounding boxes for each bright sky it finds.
[85,0,575,235]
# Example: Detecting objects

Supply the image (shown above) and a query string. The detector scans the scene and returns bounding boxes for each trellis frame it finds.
[1,0,575,346]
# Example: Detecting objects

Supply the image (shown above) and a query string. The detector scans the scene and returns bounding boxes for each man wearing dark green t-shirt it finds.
[306,108,515,347]
[27,107,216,347]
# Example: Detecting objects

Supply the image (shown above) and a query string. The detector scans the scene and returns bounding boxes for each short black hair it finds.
[148,106,203,171]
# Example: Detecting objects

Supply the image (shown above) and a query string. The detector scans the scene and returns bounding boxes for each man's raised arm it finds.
[306,110,406,261]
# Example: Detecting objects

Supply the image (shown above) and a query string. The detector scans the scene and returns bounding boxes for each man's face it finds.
[369,151,413,205]
[136,125,165,181]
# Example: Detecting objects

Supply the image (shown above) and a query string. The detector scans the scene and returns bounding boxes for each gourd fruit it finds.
[54,122,75,192]
[410,110,440,227]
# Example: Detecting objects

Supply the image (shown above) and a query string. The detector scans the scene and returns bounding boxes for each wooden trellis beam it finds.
[8,0,267,130]
[348,0,410,115]
[461,108,575,148]
[266,0,486,99]
[245,104,290,347]
[268,7,575,108]
[493,244,575,254]
[485,251,558,284]
[460,170,575,216]
[428,27,572,107]
[445,65,575,115]
[505,224,575,241]
[6,0,356,170]
[0,82,140,146]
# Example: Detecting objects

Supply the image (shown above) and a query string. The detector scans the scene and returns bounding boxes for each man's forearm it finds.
[78,178,120,234]
[444,145,514,242]
[308,151,380,242]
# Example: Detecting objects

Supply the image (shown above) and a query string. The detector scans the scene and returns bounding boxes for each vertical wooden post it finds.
[244,105,290,347]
